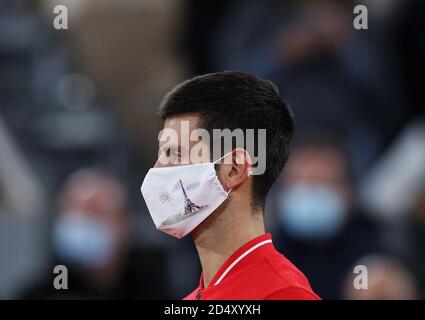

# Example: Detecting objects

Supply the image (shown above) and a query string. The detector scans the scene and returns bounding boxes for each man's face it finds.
[155,115,211,168]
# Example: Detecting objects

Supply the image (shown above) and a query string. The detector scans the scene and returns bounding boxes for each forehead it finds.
[161,114,203,149]
[163,114,200,132]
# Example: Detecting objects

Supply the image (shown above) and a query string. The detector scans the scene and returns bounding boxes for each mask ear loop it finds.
[213,152,233,195]
[213,152,252,195]
[213,151,233,164]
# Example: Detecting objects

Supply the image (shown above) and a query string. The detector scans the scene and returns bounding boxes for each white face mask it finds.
[140,154,231,239]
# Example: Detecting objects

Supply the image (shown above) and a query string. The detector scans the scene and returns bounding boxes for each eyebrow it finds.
[159,142,188,156]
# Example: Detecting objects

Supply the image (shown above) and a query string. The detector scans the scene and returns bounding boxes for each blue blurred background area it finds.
[0,0,424,299]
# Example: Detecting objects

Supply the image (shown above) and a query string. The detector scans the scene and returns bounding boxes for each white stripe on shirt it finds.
[213,239,273,286]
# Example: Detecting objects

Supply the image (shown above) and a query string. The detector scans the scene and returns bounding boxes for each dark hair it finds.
[158,71,294,208]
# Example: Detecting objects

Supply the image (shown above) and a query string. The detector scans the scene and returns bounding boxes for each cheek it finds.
[214,165,225,183]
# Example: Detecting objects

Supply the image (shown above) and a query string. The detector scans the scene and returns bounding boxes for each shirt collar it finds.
[199,233,273,289]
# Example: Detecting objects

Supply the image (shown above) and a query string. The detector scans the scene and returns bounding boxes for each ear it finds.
[218,148,252,191]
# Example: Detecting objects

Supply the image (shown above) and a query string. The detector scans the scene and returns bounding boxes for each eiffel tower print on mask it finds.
[160,179,208,227]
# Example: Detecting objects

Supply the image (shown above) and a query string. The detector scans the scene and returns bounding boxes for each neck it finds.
[192,200,265,288]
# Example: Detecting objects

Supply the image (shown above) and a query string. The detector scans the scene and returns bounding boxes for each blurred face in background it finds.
[277,143,351,241]
[53,171,129,272]
[280,0,352,64]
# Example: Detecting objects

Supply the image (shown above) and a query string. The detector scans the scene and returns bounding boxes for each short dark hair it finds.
[159,71,294,208]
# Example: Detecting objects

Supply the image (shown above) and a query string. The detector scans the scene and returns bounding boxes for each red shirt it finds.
[184,233,320,300]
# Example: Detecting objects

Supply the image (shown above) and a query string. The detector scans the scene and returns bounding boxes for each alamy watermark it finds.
[53,4,368,31]
[158,121,267,176]
[353,5,368,30]
[53,265,68,290]
[53,5,68,30]
[353,264,368,290]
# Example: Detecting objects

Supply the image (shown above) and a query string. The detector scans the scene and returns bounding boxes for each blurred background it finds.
[0,0,424,299]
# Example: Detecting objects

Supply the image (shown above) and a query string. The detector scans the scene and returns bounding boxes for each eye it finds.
[170,149,181,163]
[159,145,182,165]
[165,147,181,164]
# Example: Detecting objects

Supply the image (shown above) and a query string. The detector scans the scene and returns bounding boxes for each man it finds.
[141,71,320,300]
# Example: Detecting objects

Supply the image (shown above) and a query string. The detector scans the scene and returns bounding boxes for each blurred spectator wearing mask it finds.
[20,169,165,299]
[343,255,417,300]
[272,133,382,299]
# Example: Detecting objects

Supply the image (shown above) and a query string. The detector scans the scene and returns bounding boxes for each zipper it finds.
[195,290,202,300]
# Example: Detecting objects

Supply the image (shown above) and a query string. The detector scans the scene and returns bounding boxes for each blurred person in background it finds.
[20,169,165,299]
[212,0,405,177]
[343,255,417,300]
[272,132,382,299]
[358,0,425,227]
[182,0,237,74]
